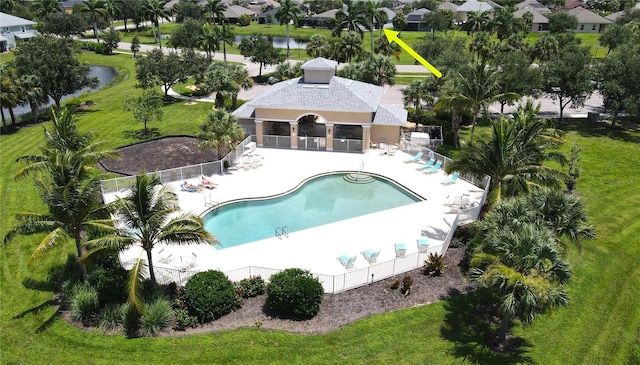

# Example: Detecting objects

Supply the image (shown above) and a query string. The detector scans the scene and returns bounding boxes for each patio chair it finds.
[361,249,380,264]
[417,158,436,170]
[337,254,357,270]
[417,237,429,252]
[180,181,202,192]
[404,151,423,163]
[441,172,459,185]
[424,160,442,174]
[200,175,218,189]
[394,242,406,258]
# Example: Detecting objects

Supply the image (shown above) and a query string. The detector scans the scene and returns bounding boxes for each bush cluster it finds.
[236,276,266,298]
[183,270,240,323]
[266,268,324,318]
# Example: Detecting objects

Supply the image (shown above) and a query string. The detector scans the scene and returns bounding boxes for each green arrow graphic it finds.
[384,29,443,78]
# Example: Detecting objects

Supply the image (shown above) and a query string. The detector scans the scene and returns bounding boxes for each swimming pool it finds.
[203,173,423,249]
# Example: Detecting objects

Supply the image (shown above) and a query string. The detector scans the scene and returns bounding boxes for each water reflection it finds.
[3,65,117,118]
[234,34,308,49]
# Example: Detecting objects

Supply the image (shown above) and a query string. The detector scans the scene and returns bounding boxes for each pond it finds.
[3,65,118,118]
[234,34,308,50]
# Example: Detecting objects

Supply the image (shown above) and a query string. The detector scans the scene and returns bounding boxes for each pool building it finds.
[233,57,408,153]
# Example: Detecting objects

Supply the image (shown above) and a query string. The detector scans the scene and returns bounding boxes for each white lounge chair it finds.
[417,158,436,170]
[394,242,406,257]
[417,237,429,252]
[361,249,380,264]
[424,160,442,174]
[441,172,459,185]
[404,152,423,163]
[337,254,357,270]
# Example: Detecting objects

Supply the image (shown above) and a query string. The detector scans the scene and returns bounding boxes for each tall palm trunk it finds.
[498,311,510,347]
[451,109,461,148]
[74,234,88,279]
[286,23,290,58]
[93,22,99,41]
[146,249,157,287]
[223,43,227,64]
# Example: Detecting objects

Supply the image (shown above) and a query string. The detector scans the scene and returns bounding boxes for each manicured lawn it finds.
[0,53,638,364]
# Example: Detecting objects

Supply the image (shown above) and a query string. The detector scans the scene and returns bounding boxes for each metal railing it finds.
[262,135,291,149]
[297,136,326,151]
[333,138,363,153]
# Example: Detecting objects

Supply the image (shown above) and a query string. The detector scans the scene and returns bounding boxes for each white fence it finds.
[125,215,460,294]
[100,136,256,194]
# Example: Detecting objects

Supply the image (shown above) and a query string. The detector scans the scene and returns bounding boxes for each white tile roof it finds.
[0,12,35,27]
[514,8,549,23]
[301,57,338,70]
[373,104,408,126]
[457,0,494,12]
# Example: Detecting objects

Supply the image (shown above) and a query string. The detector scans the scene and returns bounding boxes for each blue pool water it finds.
[203,173,422,249]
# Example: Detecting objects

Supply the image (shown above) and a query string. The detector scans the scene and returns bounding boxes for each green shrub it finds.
[236,276,266,298]
[100,303,126,331]
[172,308,199,331]
[401,273,413,296]
[266,268,324,318]
[87,265,128,305]
[70,284,99,325]
[140,298,172,337]
[237,14,251,26]
[423,252,447,277]
[183,270,240,323]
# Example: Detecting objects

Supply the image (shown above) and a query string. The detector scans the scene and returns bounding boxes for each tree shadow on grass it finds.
[440,288,534,365]
[562,118,640,144]
[123,128,160,140]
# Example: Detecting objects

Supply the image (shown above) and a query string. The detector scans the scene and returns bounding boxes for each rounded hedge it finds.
[183,270,239,323]
[266,268,324,318]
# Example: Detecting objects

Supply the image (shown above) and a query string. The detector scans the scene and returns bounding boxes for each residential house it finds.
[514,8,549,32]
[564,7,612,33]
[303,8,340,28]
[233,57,407,153]
[516,0,551,13]
[455,0,495,22]
[406,8,431,31]
[606,3,640,23]
[438,1,459,12]
[223,5,258,23]
[0,12,37,53]
[61,0,85,14]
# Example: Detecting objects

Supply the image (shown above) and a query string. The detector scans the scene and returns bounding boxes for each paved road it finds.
[115,40,605,117]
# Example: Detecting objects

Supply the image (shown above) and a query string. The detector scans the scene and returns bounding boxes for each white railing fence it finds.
[100,136,256,194]
[122,214,460,294]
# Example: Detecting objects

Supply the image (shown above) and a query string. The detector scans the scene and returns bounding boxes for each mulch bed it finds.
[96,137,475,335]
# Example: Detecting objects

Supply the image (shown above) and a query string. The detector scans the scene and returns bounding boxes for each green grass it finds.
[1,53,639,364]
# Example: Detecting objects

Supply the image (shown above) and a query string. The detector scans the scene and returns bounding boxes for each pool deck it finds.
[108,148,484,279]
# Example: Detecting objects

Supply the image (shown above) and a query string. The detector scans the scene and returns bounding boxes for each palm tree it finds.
[392,12,407,36]
[333,0,370,38]
[275,0,300,59]
[198,109,245,159]
[340,31,363,63]
[34,0,62,21]
[531,33,559,63]
[199,23,219,61]
[143,0,170,49]
[87,174,215,298]
[527,189,595,252]
[19,74,47,124]
[4,107,120,278]
[466,10,490,34]
[203,0,227,25]
[362,0,386,53]
[306,34,328,58]
[228,64,254,109]
[468,31,496,61]
[402,79,434,122]
[216,24,234,64]
[441,60,511,139]
[0,62,22,127]
[104,0,124,28]
[471,222,571,347]
[491,6,518,41]
[81,0,107,41]
[446,102,566,203]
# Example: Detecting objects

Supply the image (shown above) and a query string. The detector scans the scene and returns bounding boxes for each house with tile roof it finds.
[455,0,495,22]
[564,7,612,32]
[514,8,550,32]
[0,12,37,52]
[223,5,258,23]
[233,58,407,153]
[516,0,551,13]
[406,8,431,30]
[438,1,459,12]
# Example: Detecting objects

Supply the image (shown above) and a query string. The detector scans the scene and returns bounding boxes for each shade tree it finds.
[123,88,164,137]
[238,34,285,76]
